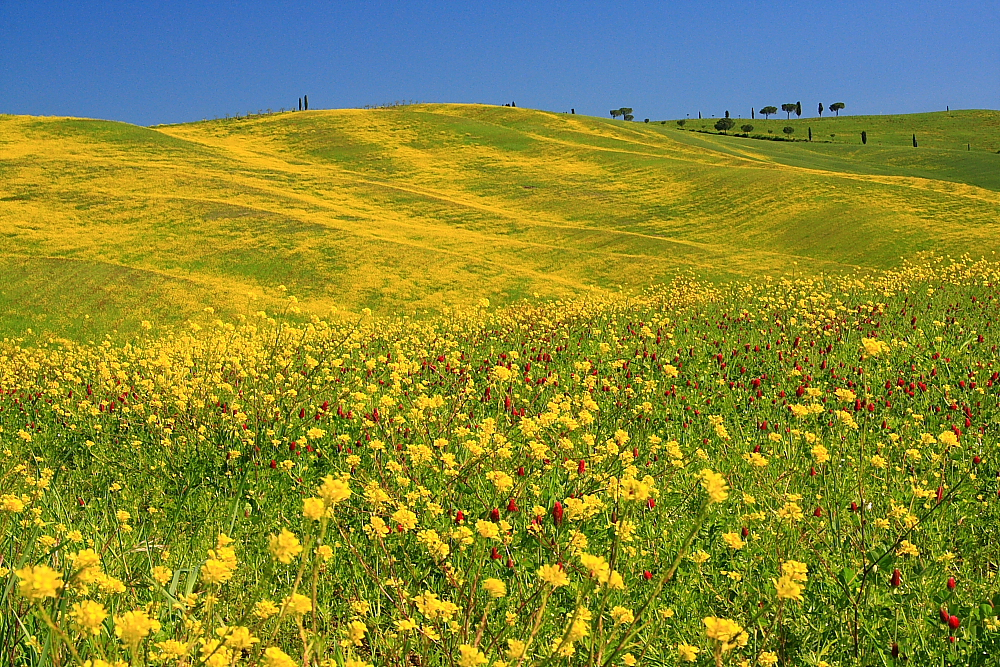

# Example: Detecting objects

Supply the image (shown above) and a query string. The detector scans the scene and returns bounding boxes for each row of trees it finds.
[758,102,844,119]
[610,107,634,121]
[714,118,800,138]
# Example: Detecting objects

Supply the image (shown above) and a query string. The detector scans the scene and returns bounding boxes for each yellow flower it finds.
[579,552,612,582]
[896,540,920,557]
[939,431,959,448]
[482,578,507,598]
[862,337,890,357]
[151,566,172,586]
[773,575,804,602]
[781,560,808,582]
[317,475,352,506]
[201,557,235,584]
[115,609,161,647]
[811,444,829,464]
[777,502,803,522]
[835,388,856,402]
[611,606,635,625]
[457,644,488,667]
[485,470,514,493]
[391,507,418,531]
[870,454,888,469]
[303,497,326,520]
[16,564,63,602]
[253,599,279,619]
[153,639,190,660]
[268,529,303,564]
[758,650,779,665]
[70,548,103,583]
[703,616,747,652]
[1,494,25,512]
[283,593,312,616]
[397,618,418,632]
[677,643,700,662]
[622,653,637,666]
[262,647,297,667]
[476,519,500,539]
[538,563,570,587]
[317,544,334,561]
[217,625,259,650]
[70,600,108,636]
[345,620,367,646]
[506,639,528,660]
[722,532,745,549]
[699,469,729,504]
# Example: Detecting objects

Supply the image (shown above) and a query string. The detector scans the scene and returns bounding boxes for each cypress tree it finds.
[808,127,812,141]
[304,95,309,111]
[912,134,917,147]
[861,131,867,145]
[298,98,302,111]
[751,108,755,119]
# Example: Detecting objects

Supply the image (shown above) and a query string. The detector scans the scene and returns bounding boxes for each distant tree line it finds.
[755,101,845,119]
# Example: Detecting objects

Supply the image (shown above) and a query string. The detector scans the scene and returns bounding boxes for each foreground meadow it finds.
[2,256,999,666]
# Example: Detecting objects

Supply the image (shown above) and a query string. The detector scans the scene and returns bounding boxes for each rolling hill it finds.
[1,104,998,339]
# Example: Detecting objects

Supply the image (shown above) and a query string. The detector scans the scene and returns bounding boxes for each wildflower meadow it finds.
[2,256,999,667]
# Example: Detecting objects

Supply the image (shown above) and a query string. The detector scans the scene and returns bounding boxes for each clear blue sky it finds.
[2,0,997,126]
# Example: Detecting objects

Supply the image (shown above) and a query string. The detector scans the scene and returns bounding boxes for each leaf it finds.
[838,567,858,589]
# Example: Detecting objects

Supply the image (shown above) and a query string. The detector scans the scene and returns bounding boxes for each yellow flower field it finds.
[1,256,999,666]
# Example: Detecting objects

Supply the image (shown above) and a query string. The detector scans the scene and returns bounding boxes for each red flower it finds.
[949,615,960,630]
[891,568,902,587]
[947,577,956,590]
[552,501,564,526]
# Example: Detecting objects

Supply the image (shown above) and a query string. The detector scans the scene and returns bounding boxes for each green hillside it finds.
[0,105,998,339]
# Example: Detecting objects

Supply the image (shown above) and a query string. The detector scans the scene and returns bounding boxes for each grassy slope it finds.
[0,106,998,339]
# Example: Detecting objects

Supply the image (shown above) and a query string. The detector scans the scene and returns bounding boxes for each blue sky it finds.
[2,0,997,126]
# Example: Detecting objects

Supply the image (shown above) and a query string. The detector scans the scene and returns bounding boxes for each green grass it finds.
[1,106,998,340]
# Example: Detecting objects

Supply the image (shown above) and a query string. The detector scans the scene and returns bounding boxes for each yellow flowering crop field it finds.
[1,106,999,340]
[2,256,999,666]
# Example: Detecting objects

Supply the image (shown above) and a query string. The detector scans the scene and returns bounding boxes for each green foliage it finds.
[715,117,736,134]
[783,126,795,136]
[741,124,754,135]
[760,106,778,119]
